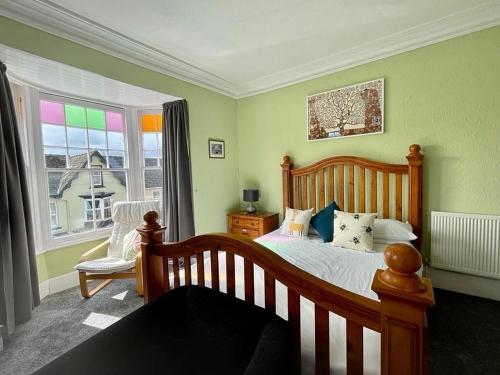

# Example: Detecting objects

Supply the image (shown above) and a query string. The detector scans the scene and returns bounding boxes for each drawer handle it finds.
[242,229,248,234]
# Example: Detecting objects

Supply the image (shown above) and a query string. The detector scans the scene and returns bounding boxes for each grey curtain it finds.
[0,61,40,338]
[162,99,195,242]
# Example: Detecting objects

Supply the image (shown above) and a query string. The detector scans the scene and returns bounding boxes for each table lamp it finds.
[243,189,259,214]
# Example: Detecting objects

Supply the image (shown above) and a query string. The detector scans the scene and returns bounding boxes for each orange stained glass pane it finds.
[156,113,163,131]
[141,113,163,132]
[141,114,157,132]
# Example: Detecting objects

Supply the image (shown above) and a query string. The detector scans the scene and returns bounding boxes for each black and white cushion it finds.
[332,211,376,252]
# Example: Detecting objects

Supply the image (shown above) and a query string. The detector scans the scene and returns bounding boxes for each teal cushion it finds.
[310,202,340,242]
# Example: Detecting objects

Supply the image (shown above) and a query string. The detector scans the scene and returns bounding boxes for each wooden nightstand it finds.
[227,212,279,239]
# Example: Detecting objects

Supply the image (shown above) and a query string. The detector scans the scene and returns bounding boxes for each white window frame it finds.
[20,87,150,253]
[152,190,161,200]
[139,109,164,209]
[84,197,112,223]
[91,165,103,187]
[49,202,59,228]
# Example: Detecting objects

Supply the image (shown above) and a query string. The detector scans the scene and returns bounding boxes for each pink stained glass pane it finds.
[40,100,65,125]
[106,112,124,132]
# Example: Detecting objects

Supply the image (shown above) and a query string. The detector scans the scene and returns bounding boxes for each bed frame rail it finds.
[138,213,434,375]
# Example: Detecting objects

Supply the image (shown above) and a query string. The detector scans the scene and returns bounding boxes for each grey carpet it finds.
[0,279,142,375]
[2,283,500,374]
[429,288,500,375]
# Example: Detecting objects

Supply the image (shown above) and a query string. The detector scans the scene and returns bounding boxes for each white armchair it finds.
[75,200,160,298]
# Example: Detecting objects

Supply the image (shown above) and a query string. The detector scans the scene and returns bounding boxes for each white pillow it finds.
[280,208,313,237]
[332,211,376,252]
[122,229,141,261]
[373,219,417,241]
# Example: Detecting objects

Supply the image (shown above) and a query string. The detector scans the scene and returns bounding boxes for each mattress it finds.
[179,230,415,375]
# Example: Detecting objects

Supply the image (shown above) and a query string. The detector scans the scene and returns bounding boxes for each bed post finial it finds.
[281,155,293,216]
[378,243,426,292]
[136,211,166,303]
[144,211,160,229]
[372,242,434,375]
[406,144,423,251]
[408,144,422,157]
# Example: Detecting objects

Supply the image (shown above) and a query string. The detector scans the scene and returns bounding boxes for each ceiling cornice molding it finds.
[237,1,500,97]
[1,0,499,99]
[0,0,240,97]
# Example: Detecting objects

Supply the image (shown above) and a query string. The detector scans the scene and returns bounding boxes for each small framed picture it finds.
[208,139,225,159]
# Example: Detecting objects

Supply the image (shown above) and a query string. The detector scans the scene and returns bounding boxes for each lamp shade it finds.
[243,189,259,202]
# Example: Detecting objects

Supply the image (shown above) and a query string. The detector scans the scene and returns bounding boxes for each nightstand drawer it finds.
[245,220,260,229]
[231,217,246,227]
[231,227,259,239]
[231,217,260,229]
[228,212,279,239]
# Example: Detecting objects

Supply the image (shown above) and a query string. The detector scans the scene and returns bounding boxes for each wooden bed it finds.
[138,144,434,375]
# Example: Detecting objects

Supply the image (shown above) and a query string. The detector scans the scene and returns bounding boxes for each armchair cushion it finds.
[122,229,141,261]
[108,201,159,258]
[74,257,135,274]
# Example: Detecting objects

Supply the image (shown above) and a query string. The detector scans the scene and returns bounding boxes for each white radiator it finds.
[431,211,500,279]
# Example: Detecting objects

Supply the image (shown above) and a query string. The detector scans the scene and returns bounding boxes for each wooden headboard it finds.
[281,144,424,249]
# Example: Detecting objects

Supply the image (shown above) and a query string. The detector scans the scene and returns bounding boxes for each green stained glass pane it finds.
[87,108,106,130]
[65,104,86,128]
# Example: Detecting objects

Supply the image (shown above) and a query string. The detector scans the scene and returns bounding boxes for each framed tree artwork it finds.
[307,78,384,140]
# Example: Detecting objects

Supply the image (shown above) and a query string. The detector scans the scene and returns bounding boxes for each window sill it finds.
[36,229,112,255]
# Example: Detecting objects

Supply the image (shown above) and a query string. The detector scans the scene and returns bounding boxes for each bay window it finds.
[18,88,164,251]
[40,93,128,238]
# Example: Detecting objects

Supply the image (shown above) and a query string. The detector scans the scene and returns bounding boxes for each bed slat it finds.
[371,170,377,212]
[359,167,366,212]
[293,176,299,209]
[328,166,334,203]
[338,164,344,209]
[346,320,364,375]
[196,252,205,286]
[183,256,191,285]
[301,176,308,210]
[315,305,330,375]
[173,257,180,288]
[244,259,255,304]
[310,173,316,213]
[319,169,325,210]
[383,172,390,218]
[396,174,403,220]
[348,164,354,212]
[288,289,301,373]
[264,272,276,313]
[226,252,236,297]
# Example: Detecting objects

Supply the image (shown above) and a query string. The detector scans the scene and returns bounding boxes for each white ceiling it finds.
[1,0,500,98]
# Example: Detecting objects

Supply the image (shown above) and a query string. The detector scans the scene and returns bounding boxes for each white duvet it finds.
[176,230,412,374]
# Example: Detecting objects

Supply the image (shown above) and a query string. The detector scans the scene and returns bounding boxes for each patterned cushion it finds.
[122,229,141,261]
[280,208,313,237]
[332,211,376,252]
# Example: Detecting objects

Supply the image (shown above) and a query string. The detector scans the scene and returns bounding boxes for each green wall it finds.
[3,17,499,282]
[0,17,240,282]
[237,25,500,259]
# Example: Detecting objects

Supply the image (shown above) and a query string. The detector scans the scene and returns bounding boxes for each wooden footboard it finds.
[138,212,434,375]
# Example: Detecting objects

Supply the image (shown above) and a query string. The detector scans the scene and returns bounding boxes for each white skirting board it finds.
[38,271,80,300]
[426,266,500,301]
